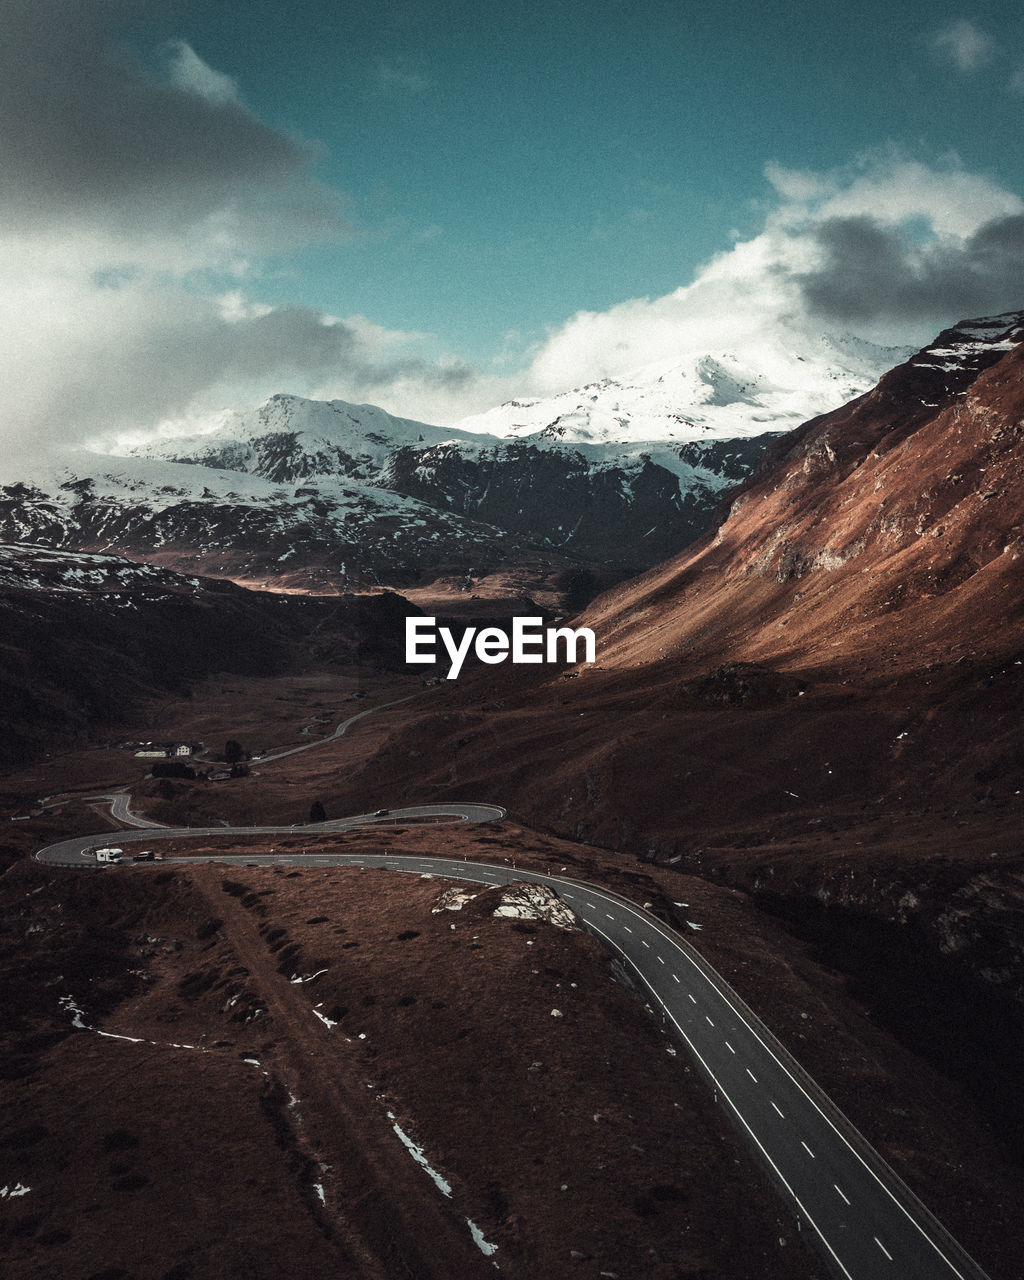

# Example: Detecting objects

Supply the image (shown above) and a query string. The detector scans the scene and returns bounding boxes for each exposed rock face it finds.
[432,883,580,931]
[384,440,700,565]
[492,883,580,931]
[432,886,479,913]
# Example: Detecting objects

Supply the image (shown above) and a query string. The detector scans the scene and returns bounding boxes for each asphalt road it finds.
[257,693,421,763]
[33,814,993,1280]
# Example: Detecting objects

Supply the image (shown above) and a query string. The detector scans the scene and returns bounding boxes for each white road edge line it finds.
[582,918,856,1280]
[577,884,979,1280]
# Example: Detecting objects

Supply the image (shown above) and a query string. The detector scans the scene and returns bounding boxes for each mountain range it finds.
[0,327,909,602]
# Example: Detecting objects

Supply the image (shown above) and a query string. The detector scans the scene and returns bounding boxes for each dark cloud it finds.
[148,305,474,401]
[0,0,342,244]
[795,213,1024,325]
[0,281,476,448]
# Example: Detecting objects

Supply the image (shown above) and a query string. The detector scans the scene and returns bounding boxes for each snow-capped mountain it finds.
[453,330,911,443]
[0,449,535,593]
[119,393,784,574]
[1,318,1012,600]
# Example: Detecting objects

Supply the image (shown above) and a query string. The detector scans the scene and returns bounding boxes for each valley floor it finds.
[1,680,1022,1280]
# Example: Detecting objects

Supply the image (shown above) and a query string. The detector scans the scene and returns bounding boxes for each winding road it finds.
[34,804,995,1280]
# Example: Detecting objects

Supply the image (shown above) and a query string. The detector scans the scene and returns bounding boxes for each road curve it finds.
[257,693,421,764]
[33,822,993,1280]
[32,805,508,867]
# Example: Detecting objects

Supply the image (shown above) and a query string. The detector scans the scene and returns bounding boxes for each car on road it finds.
[374,808,390,817]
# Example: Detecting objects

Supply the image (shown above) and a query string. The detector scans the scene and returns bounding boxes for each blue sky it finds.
[161,0,1024,359]
[2,1,1024,445]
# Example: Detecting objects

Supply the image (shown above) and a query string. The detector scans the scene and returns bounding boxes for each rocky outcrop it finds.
[492,882,580,931]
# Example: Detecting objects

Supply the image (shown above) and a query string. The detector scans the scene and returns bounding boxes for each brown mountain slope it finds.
[323,318,1024,1035]
[585,314,1024,676]
[335,314,1024,843]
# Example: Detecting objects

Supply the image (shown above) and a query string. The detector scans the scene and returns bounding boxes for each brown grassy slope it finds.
[584,333,1024,675]
[0,853,829,1280]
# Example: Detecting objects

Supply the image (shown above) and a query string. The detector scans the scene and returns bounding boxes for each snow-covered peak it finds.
[454,330,913,445]
[908,311,1024,374]
[129,393,499,480]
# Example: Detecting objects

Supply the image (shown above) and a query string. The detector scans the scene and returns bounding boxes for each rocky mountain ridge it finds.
[0,328,908,597]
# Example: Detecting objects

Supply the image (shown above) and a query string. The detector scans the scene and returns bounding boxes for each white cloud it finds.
[165,39,240,105]
[931,19,994,72]
[516,151,1024,395]
[0,3,474,451]
[765,153,1022,238]
[376,61,433,94]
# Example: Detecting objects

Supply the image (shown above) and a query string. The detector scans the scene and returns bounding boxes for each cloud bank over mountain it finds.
[522,153,1024,395]
[3,4,1024,450]
[0,1,467,453]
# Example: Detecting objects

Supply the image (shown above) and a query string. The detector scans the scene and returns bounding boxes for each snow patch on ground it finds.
[466,1218,499,1257]
[386,1112,453,1197]
[59,994,205,1050]
[291,968,328,984]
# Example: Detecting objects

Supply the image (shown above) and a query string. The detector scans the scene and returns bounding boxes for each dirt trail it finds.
[190,865,493,1280]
